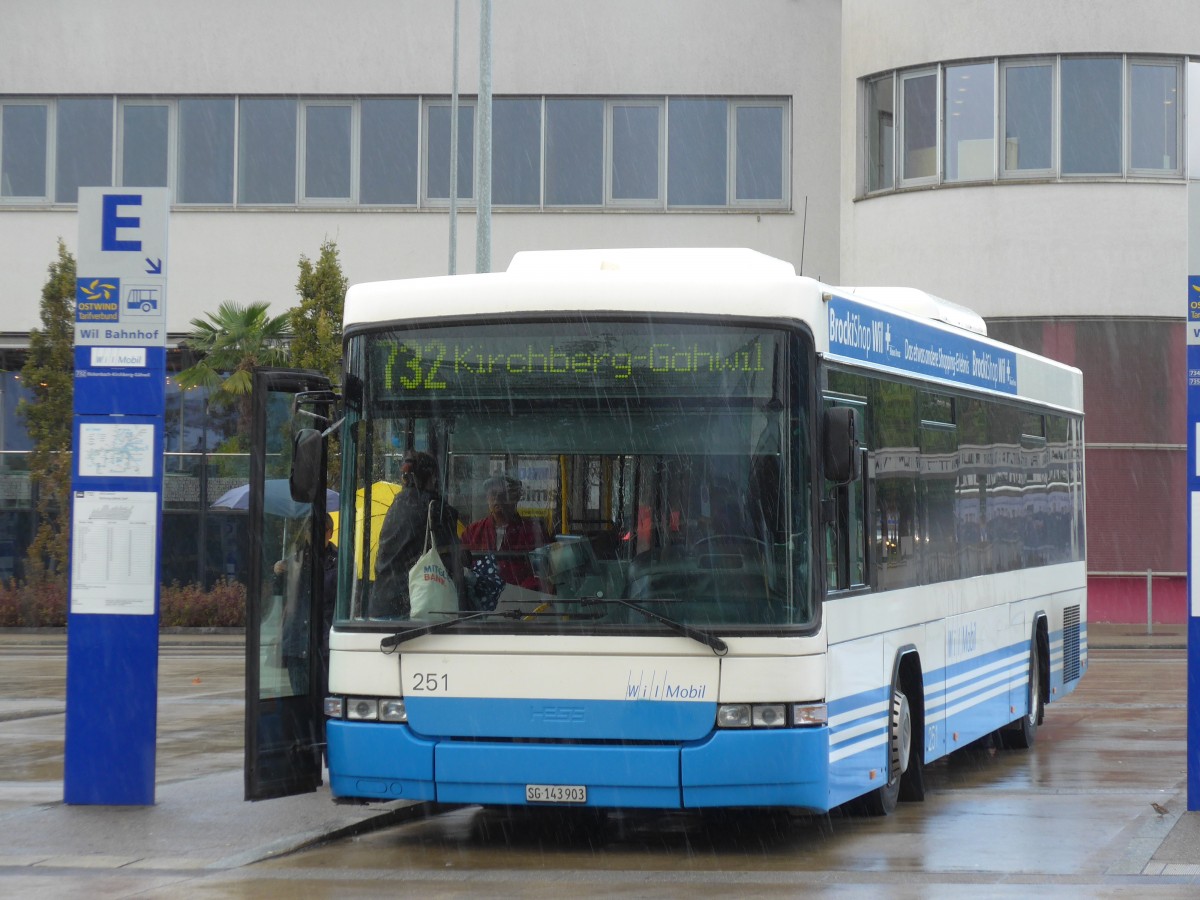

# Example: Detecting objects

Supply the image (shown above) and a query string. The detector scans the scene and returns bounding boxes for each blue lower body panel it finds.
[328,720,831,811]
[327,720,437,801]
[682,728,828,809]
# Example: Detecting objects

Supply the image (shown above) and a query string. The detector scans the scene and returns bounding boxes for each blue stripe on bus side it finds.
[826,639,1031,800]
[825,684,891,806]
[926,640,1028,755]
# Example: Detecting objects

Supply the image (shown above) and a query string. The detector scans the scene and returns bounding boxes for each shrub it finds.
[0,578,67,627]
[160,578,246,628]
[0,578,245,629]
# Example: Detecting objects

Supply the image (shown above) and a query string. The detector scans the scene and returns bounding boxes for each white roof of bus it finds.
[506,247,797,278]
[344,248,813,325]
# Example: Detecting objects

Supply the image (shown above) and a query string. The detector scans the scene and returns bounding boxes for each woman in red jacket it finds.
[462,475,548,590]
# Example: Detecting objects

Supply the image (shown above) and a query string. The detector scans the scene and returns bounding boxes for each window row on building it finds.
[0,95,790,211]
[863,55,1197,193]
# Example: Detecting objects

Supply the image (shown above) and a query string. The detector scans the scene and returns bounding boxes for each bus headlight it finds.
[752,704,787,727]
[323,696,345,718]
[346,698,379,721]
[718,702,827,728]
[717,704,752,728]
[379,699,407,723]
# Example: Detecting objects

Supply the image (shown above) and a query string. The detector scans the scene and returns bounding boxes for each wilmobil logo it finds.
[626,669,710,700]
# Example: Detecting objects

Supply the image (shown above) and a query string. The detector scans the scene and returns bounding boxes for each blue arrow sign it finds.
[145,258,162,275]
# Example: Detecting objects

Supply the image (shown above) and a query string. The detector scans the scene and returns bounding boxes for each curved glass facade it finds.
[863,55,1188,195]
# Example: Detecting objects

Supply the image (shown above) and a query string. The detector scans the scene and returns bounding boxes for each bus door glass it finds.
[823,394,869,593]
[244,368,332,801]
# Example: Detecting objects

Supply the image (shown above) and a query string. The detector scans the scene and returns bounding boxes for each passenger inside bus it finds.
[371,451,464,618]
[461,475,549,590]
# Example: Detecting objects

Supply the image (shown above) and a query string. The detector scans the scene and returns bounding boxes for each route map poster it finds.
[77,423,155,479]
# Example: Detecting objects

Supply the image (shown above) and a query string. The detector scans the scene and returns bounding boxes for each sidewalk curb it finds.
[210,801,438,869]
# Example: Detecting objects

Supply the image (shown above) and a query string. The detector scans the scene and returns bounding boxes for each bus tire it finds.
[897,663,926,803]
[857,685,910,816]
[1000,626,1044,750]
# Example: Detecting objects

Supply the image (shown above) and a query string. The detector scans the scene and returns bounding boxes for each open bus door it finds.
[244,368,335,800]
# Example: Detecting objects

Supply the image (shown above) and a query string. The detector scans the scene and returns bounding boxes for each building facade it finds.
[0,1,1188,619]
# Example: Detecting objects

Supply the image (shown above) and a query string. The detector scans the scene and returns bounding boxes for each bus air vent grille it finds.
[1062,605,1081,683]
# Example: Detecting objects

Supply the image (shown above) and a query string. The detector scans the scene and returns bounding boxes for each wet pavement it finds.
[0,624,1196,894]
[0,632,429,875]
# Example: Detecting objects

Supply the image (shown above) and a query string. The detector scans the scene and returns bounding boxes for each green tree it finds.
[290,239,348,484]
[176,301,292,444]
[289,238,347,383]
[18,239,76,582]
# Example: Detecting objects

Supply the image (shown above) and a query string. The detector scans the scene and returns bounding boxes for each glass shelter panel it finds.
[339,320,812,632]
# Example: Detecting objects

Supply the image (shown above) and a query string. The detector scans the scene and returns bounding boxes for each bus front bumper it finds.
[326,720,830,811]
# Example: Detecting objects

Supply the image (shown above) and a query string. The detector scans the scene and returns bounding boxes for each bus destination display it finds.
[372,323,783,400]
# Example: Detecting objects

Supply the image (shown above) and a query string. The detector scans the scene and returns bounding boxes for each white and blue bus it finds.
[244,248,1086,815]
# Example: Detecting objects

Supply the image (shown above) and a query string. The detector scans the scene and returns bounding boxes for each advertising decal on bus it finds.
[827,295,1018,395]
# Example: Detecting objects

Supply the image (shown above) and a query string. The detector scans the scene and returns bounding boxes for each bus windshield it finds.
[336,318,814,632]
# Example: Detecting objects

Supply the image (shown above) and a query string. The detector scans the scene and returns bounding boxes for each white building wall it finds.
[841,0,1200,319]
[0,0,842,336]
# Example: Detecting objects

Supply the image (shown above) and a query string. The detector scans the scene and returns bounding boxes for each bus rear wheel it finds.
[1000,632,1043,750]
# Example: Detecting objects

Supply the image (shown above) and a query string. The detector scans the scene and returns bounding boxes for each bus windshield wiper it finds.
[380,610,521,651]
[379,607,603,651]
[565,596,729,656]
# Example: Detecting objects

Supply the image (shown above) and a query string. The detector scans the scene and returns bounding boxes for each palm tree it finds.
[177,301,292,442]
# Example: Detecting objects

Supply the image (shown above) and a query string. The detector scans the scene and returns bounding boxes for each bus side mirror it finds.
[289,428,324,503]
[823,407,861,483]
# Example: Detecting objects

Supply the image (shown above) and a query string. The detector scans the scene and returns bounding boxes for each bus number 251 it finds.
[411,672,448,692]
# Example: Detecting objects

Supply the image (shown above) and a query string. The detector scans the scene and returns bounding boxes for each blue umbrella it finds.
[211,480,339,519]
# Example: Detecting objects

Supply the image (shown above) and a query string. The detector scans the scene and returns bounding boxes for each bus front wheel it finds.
[857,685,911,816]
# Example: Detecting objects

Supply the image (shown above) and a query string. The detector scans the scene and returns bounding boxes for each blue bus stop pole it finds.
[1188,184,1200,812]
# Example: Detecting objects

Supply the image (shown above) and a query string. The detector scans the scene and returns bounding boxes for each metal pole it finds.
[448,0,460,275]
[1146,568,1153,635]
[475,0,492,274]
